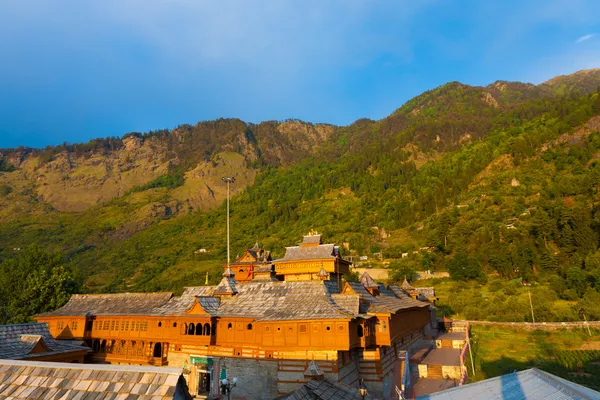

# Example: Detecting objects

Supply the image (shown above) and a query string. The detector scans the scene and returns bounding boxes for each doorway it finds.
[197,371,211,395]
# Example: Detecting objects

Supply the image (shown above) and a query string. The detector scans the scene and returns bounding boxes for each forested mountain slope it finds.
[1,69,600,310]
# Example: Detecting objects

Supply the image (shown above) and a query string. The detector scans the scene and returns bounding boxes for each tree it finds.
[389,260,419,282]
[0,245,76,324]
[447,252,484,281]
[566,266,588,298]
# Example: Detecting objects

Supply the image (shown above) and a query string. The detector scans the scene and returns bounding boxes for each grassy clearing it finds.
[466,325,600,390]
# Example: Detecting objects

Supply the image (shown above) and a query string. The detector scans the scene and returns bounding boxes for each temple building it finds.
[36,233,435,399]
[273,232,352,288]
[224,242,274,283]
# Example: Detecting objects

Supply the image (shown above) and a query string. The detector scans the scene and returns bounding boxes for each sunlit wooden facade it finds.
[36,233,434,399]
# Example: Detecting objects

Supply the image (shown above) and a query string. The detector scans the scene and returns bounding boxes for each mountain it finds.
[1,69,600,308]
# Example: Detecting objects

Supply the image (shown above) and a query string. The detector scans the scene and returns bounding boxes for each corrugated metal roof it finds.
[418,368,600,400]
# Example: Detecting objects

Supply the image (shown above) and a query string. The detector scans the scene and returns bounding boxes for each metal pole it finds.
[528,286,535,324]
[467,326,475,377]
[227,179,230,269]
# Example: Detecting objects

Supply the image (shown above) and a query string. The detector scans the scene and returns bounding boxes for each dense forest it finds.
[2,69,600,323]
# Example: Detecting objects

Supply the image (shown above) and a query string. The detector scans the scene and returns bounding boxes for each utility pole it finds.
[579,308,592,337]
[222,177,235,269]
[527,285,535,324]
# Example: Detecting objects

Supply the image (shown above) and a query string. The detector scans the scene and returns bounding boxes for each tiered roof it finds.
[40,272,429,322]
[274,234,349,263]
[0,323,89,360]
[0,359,192,399]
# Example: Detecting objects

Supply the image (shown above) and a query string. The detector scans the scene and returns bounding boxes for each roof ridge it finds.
[0,359,183,373]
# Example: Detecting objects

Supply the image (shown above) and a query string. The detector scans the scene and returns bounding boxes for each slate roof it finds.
[197,297,221,316]
[275,244,339,262]
[418,368,600,400]
[301,234,323,245]
[414,287,436,298]
[216,280,354,321]
[330,294,360,317]
[401,278,415,290]
[286,378,373,400]
[360,272,379,289]
[0,323,89,360]
[213,276,238,295]
[345,282,429,314]
[37,292,173,317]
[0,359,192,400]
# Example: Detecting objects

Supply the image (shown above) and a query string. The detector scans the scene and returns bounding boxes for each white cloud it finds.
[575,33,596,43]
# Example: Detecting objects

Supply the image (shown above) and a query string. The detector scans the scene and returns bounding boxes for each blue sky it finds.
[1,0,600,148]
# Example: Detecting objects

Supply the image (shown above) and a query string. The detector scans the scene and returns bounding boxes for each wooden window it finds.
[313,325,320,332]
[265,326,271,333]
[234,348,242,356]
[299,324,307,333]
[110,321,115,331]
[57,321,64,330]
[338,325,344,332]
[115,321,119,331]
[227,323,233,330]
[325,325,331,332]
[70,321,76,330]
[247,323,253,330]
[173,322,177,328]
[136,321,140,331]
[124,321,129,331]
[158,322,162,327]
[141,322,148,332]
[265,350,273,359]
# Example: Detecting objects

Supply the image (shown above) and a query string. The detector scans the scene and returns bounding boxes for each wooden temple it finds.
[36,233,435,399]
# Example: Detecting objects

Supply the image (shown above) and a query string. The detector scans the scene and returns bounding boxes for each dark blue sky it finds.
[1,0,599,148]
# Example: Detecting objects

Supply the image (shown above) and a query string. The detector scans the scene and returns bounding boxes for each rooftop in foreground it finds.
[417,368,600,400]
[0,359,191,400]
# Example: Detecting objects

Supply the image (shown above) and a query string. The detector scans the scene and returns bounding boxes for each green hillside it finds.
[2,69,600,323]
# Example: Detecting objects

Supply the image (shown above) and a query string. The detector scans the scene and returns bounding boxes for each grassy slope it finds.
[467,325,600,390]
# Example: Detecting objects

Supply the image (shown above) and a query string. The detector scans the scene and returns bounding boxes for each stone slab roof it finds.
[0,359,192,399]
[216,281,354,321]
[0,323,89,360]
[182,287,215,297]
[330,294,360,317]
[275,244,339,262]
[345,282,428,314]
[38,292,173,317]
[286,378,372,400]
[414,287,436,298]
[360,272,379,289]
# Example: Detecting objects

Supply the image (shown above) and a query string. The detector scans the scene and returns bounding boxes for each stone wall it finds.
[215,357,278,400]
